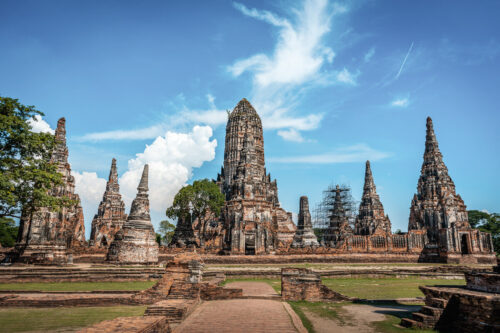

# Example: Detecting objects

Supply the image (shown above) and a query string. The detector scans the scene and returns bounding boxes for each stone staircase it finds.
[144,299,198,324]
[400,297,447,329]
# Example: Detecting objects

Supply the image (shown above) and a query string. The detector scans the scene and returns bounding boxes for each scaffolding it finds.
[312,183,358,244]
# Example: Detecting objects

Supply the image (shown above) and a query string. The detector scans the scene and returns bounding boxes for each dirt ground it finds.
[303,304,420,333]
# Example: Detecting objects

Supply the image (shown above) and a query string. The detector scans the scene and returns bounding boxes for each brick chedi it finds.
[408,117,469,242]
[324,185,353,247]
[291,196,319,248]
[354,161,391,235]
[89,158,127,248]
[107,164,158,264]
[216,99,296,254]
[16,118,85,264]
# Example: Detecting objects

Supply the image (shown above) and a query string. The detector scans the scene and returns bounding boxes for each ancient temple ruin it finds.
[354,161,392,235]
[216,98,296,254]
[89,158,127,248]
[323,185,354,247]
[107,164,158,264]
[291,196,319,248]
[15,118,85,264]
[409,117,494,263]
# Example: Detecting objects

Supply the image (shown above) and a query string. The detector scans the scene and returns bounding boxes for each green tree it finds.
[155,233,162,246]
[159,220,176,245]
[166,179,225,246]
[468,210,500,254]
[0,217,19,247]
[0,97,69,227]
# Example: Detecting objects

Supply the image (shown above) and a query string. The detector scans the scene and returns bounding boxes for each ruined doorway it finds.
[461,234,470,254]
[101,236,108,247]
[245,233,255,255]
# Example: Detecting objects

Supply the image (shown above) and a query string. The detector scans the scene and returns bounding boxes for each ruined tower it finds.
[89,158,127,248]
[107,164,158,264]
[16,118,85,264]
[216,99,296,254]
[408,117,469,242]
[324,185,353,247]
[291,196,319,248]
[355,161,391,235]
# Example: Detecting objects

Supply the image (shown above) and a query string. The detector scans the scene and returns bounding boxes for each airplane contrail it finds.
[396,41,414,79]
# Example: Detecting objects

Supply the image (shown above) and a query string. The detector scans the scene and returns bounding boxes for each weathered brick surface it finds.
[281,267,350,302]
[465,271,500,293]
[78,316,169,333]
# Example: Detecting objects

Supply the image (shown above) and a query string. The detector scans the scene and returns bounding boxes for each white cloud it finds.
[73,171,107,227]
[336,68,358,85]
[229,0,350,141]
[72,126,217,231]
[277,128,305,142]
[390,97,410,108]
[119,125,217,214]
[77,95,227,142]
[28,115,55,134]
[269,144,391,163]
[364,47,375,62]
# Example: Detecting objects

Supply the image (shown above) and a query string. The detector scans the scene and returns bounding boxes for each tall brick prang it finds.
[354,161,391,235]
[408,117,469,242]
[89,158,127,248]
[216,99,296,254]
[16,117,85,264]
[107,164,158,264]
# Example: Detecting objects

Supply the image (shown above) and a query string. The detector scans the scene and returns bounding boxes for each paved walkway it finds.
[224,281,279,298]
[174,282,304,333]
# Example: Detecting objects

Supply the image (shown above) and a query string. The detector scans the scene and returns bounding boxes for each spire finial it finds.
[55,117,66,143]
[109,158,118,183]
[137,164,149,193]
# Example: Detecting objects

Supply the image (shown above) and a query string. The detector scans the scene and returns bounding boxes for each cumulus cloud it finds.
[73,126,217,231]
[229,0,351,142]
[269,144,391,163]
[28,115,55,134]
[390,97,410,108]
[73,171,107,226]
[277,128,305,142]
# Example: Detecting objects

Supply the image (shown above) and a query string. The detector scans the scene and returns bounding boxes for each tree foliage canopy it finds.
[159,220,176,244]
[0,217,18,247]
[468,210,499,254]
[0,97,67,221]
[166,179,225,223]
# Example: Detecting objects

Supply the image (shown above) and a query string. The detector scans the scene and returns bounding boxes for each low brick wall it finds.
[281,268,351,302]
[465,271,500,293]
[77,316,169,333]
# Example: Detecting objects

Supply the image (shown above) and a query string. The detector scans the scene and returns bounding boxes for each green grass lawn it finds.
[0,306,147,332]
[0,281,156,292]
[322,277,465,299]
[220,276,465,299]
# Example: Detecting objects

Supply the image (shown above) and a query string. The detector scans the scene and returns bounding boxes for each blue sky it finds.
[1,0,499,236]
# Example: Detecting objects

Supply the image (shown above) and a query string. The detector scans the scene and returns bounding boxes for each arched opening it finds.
[101,236,108,247]
[461,234,470,254]
[245,233,255,255]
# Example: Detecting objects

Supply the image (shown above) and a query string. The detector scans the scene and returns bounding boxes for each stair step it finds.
[413,312,437,325]
[427,297,448,308]
[421,305,443,317]
[400,318,419,328]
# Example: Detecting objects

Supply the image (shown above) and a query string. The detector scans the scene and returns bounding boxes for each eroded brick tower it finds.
[16,118,85,264]
[216,99,295,254]
[408,117,469,242]
[89,158,127,248]
[354,161,392,235]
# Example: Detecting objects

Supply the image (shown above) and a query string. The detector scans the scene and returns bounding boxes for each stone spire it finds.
[408,117,469,242]
[107,164,158,264]
[89,158,127,248]
[16,117,85,264]
[355,161,391,235]
[291,196,319,248]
